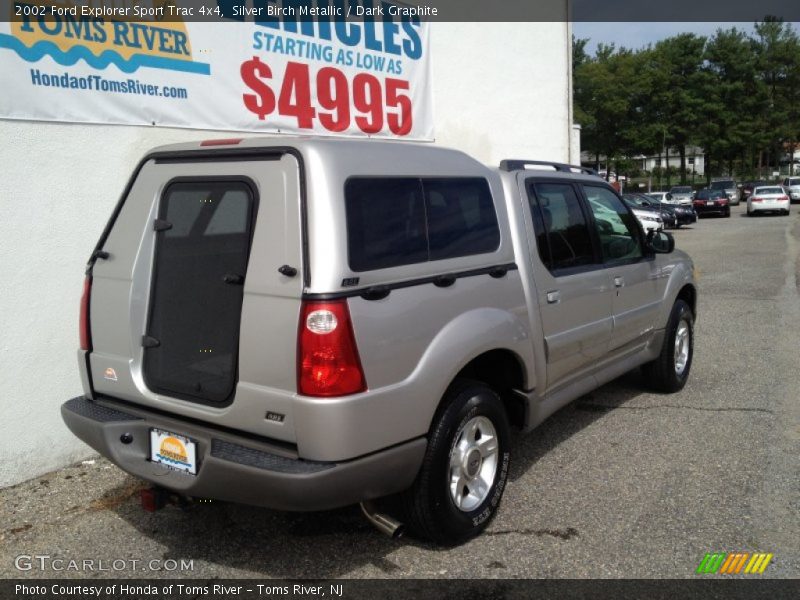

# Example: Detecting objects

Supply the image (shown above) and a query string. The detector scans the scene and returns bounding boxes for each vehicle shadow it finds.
[507,370,648,483]
[108,371,650,577]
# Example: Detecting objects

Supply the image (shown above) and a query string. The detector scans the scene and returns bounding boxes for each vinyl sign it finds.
[0,1,433,139]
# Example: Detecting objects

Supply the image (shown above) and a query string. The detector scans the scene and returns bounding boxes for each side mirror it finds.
[646,230,674,254]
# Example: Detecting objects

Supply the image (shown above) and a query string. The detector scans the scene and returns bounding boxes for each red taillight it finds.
[752,197,762,203]
[297,299,366,397]
[779,195,789,201]
[79,275,92,351]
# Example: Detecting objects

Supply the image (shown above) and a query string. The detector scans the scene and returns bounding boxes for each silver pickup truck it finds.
[62,138,697,545]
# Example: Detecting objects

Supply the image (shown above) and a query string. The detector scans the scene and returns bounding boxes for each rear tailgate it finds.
[86,152,304,443]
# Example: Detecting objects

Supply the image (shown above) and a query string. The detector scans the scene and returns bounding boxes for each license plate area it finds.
[150,429,198,475]
[706,201,714,206]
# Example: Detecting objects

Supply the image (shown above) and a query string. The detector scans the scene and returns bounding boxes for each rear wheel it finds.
[642,300,694,393]
[402,380,511,545]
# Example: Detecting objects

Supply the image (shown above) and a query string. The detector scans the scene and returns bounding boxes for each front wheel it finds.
[642,300,694,393]
[401,380,511,545]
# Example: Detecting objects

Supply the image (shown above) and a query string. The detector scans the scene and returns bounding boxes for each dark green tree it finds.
[647,34,708,184]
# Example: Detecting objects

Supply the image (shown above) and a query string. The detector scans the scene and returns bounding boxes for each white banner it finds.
[0,1,433,139]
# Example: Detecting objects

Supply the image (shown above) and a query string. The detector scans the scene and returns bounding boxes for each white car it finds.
[782,177,800,202]
[747,186,790,216]
[631,207,664,233]
[647,191,690,207]
[589,196,663,234]
[667,186,695,205]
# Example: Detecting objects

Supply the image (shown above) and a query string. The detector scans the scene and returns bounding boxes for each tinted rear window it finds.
[345,178,500,271]
[423,179,500,261]
[344,179,427,272]
[710,181,734,189]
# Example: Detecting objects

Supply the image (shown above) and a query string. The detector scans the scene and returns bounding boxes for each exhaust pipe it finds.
[360,501,405,539]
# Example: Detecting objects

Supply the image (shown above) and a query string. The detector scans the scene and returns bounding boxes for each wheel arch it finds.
[446,349,528,430]
[676,283,697,318]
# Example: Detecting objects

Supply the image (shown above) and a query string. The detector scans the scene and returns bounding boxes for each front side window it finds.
[583,185,642,262]
[528,182,595,271]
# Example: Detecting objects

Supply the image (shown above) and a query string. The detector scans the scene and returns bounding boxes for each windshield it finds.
[625,196,648,206]
[670,187,692,193]
[710,181,734,189]
[755,187,784,195]
[788,178,800,186]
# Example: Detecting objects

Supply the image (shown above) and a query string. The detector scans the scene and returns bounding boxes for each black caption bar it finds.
[4,579,799,600]
[1,0,800,23]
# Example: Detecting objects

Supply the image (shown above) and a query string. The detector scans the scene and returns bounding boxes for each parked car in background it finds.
[741,181,768,201]
[644,193,697,227]
[615,195,663,232]
[693,188,730,217]
[623,194,676,229]
[642,194,697,227]
[781,177,800,203]
[646,191,672,204]
[709,180,740,205]
[747,186,791,216]
[668,186,694,204]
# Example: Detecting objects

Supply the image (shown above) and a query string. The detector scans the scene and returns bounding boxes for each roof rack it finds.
[499,160,599,176]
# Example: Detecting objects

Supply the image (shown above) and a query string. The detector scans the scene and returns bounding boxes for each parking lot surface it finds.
[1,204,798,579]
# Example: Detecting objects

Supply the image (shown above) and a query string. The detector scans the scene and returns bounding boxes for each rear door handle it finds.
[614,276,625,288]
[223,273,244,285]
[546,290,560,304]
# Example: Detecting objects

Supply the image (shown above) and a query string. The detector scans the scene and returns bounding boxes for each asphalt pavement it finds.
[1,203,798,579]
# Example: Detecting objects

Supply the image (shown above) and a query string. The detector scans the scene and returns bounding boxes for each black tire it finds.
[725,209,731,217]
[401,379,511,545]
[642,300,694,393]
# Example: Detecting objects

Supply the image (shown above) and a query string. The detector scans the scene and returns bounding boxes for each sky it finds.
[572,22,762,54]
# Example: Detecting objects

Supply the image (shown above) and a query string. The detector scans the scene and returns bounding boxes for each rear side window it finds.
[344,179,427,271]
[345,177,500,271]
